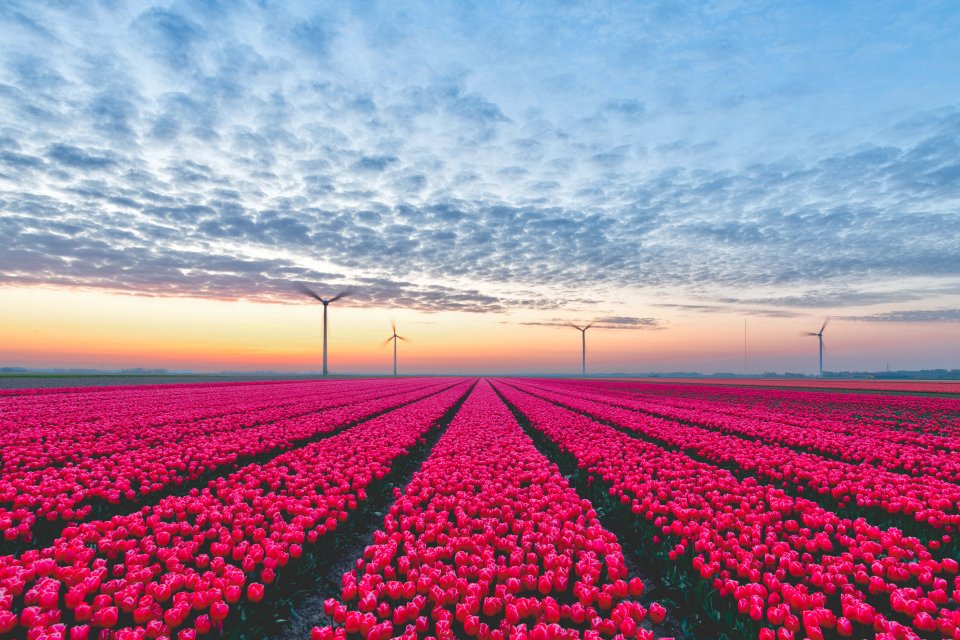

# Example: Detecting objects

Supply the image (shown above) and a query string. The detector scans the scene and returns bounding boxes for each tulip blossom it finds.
[311,381,666,639]
[495,380,960,640]
[512,379,960,537]
[2,375,957,640]
[0,382,473,638]
[0,378,458,544]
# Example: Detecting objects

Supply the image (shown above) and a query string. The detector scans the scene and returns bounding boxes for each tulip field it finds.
[1,378,959,640]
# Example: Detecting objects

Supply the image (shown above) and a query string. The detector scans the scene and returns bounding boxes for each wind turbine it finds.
[802,317,830,376]
[296,284,352,376]
[568,324,594,376]
[381,321,409,376]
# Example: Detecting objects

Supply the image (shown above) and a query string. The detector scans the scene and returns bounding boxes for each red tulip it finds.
[0,611,16,634]
[836,617,853,637]
[649,602,666,624]
[209,601,229,623]
[247,583,265,603]
[311,627,334,640]
[195,614,212,635]
[68,625,89,640]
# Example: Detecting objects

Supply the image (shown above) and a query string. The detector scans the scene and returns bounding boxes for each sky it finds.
[1,1,959,375]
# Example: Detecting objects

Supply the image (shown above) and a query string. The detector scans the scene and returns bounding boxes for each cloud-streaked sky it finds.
[1,1,958,373]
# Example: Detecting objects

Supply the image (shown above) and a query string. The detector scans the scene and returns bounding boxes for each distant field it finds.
[621,376,960,395]
[0,373,346,391]
[5,373,956,394]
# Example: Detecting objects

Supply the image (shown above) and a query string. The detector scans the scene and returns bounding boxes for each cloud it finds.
[393,73,511,142]
[652,303,803,318]
[449,92,508,126]
[718,289,935,309]
[0,148,43,169]
[131,8,204,69]
[0,224,538,313]
[289,15,336,59]
[45,144,117,169]
[840,309,960,323]
[0,4,57,41]
[519,316,661,330]
[351,155,398,173]
[88,86,139,142]
[1,2,959,319]
[602,99,645,119]
[593,316,661,329]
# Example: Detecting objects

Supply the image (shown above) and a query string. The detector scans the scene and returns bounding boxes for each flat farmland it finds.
[0,375,357,392]
[617,378,960,396]
[1,378,959,640]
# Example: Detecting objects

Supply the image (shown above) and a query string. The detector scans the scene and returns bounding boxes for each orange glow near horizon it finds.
[2,285,959,374]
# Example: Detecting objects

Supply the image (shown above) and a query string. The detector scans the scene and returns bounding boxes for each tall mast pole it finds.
[819,335,823,377]
[393,336,397,376]
[581,329,586,376]
[322,302,329,376]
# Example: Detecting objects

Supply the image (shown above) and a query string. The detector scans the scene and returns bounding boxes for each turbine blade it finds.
[380,336,393,347]
[801,331,819,336]
[567,324,583,331]
[585,323,595,330]
[392,320,397,334]
[821,316,831,333]
[294,283,323,301]
[328,290,353,303]
[397,335,410,342]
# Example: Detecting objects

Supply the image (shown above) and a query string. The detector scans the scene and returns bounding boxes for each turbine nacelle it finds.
[800,317,830,338]
[569,322,595,375]
[382,320,409,346]
[381,333,409,346]
[295,283,352,305]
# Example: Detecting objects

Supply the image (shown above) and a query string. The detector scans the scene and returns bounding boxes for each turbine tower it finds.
[296,284,351,376]
[802,317,830,376]
[381,321,408,376]
[568,324,593,375]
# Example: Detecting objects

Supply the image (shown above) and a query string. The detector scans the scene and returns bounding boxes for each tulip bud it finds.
[247,583,265,603]
[210,601,229,623]
[195,614,212,635]
[311,627,334,640]
[649,603,666,624]
[99,606,119,628]
[69,625,90,640]
[0,612,16,635]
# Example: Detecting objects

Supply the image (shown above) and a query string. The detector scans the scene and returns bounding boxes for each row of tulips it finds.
[0,380,473,640]
[0,380,453,546]
[512,380,960,537]
[0,379,314,398]
[598,379,960,396]
[569,380,960,439]
[0,381,310,470]
[565,380,960,451]
[494,380,960,640]
[0,379,427,473]
[311,380,670,640]
[538,380,960,484]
